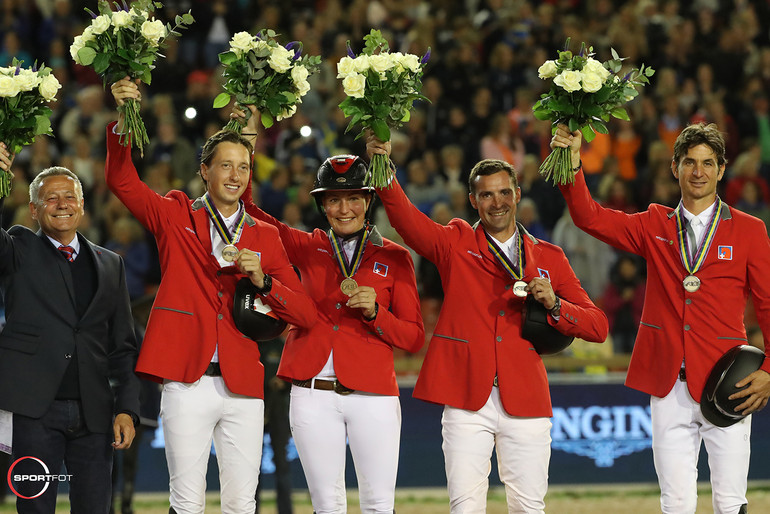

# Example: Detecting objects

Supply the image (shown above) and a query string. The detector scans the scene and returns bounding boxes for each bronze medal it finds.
[222,244,239,263]
[683,275,701,293]
[340,277,358,295]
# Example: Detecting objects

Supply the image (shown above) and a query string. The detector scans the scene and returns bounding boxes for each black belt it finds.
[679,368,686,382]
[292,379,354,395]
[204,362,222,377]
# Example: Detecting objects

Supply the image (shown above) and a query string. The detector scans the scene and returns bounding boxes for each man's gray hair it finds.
[29,167,84,205]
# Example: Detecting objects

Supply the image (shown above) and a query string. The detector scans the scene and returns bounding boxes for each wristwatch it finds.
[256,274,272,296]
[550,297,561,318]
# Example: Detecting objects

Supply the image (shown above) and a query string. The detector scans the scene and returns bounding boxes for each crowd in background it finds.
[2,0,770,357]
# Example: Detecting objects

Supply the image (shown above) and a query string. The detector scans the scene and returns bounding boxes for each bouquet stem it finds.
[0,170,11,199]
[117,99,149,157]
[224,119,243,133]
[369,153,392,189]
[538,146,575,186]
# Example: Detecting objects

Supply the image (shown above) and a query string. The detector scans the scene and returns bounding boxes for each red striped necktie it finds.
[58,245,75,262]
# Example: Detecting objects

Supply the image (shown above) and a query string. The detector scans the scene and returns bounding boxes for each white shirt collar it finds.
[682,200,717,227]
[47,234,80,254]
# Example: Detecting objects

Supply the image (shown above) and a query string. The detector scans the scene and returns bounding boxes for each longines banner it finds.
[111,380,770,491]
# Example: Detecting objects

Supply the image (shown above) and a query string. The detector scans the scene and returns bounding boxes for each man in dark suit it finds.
[0,141,140,514]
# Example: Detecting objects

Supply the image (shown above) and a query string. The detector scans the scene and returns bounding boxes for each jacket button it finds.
[218,291,223,298]
[685,299,692,305]
[684,325,690,331]
[333,325,339,331]
[336,303,341,309]
[217,271,222,277]
[499,310,504,316]
[64,353,72,359]
[218,314,223,320]
[496,336,502,342]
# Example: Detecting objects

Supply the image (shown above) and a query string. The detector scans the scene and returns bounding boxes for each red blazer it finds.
[378,181,608,417]
[242,201,424,396]
[105,122,316,398]
[561,168,770,401]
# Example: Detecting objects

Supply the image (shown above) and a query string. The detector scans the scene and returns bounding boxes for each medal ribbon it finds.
[202,192,246,246]
[484,230,523,280]
[674,199,724,275]
[329,225,371,279]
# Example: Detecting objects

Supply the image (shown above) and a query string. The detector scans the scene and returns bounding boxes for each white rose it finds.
[268,46,293,73]
[295,78,311,96]
[250,40,269,53]
[553,70,582,92]
[81,25,96,43]
[70,35,86,63]
[276,104,297,121]
[229,32,254,55]
[292,64,309,84]
[352,55,370,73]
[342,73,366,98]
[336,56,355,78]
[111,10,132,29]
[91,15,111,35]
[39,74,62,101]
[583,58,610,81]
[538,60,558,79]
[141,19,166,46]
[368,54,393,74]
[15,69,40,92]
[399,53,420,73]
[0,75,20,97]
[580,69,603,93]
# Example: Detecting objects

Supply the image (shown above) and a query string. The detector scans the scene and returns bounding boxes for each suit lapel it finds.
[78,236,104,322]
[191,197,215,256]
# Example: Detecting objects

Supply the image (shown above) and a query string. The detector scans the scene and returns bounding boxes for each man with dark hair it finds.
[553,122,770,513]
[368,138,608,513]
[0,143,140,514]
[107,79,317,514]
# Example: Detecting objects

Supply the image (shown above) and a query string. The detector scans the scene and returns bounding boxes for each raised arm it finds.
[105,78,176,231]
[551,124,647,256]
[366,134,462,264]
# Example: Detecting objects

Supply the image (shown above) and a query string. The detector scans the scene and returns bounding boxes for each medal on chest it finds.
[202,193,246,263]
[329,226,371,295]
[674,200,724,293]
[485,229,527,296]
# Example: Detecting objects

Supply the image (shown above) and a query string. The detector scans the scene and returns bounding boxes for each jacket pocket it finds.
[639,321,661,330]
[0,323,41,354]
[153,306,194,316]
[433,333,469,344]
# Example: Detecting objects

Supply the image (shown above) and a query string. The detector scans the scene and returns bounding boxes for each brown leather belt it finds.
[292,379,354,395]
[204,362,222,377]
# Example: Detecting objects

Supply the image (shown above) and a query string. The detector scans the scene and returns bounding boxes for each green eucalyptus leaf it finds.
[371,119,390,142]
[213,92,231,108]
[77,47,97,66]
[93,53,111,74]
[261,111,274,128]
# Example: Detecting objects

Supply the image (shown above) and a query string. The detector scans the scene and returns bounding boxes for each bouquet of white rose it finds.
[533,39,654,185]
[70,0,194,156]
[337,29,430,188]
[213,30,321,132]
[0,59,61,197]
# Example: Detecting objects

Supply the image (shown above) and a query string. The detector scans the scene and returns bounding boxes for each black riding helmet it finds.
[309,155,375,216]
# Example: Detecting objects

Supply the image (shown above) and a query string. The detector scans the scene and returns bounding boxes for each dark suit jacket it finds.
[0,222,140,434]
